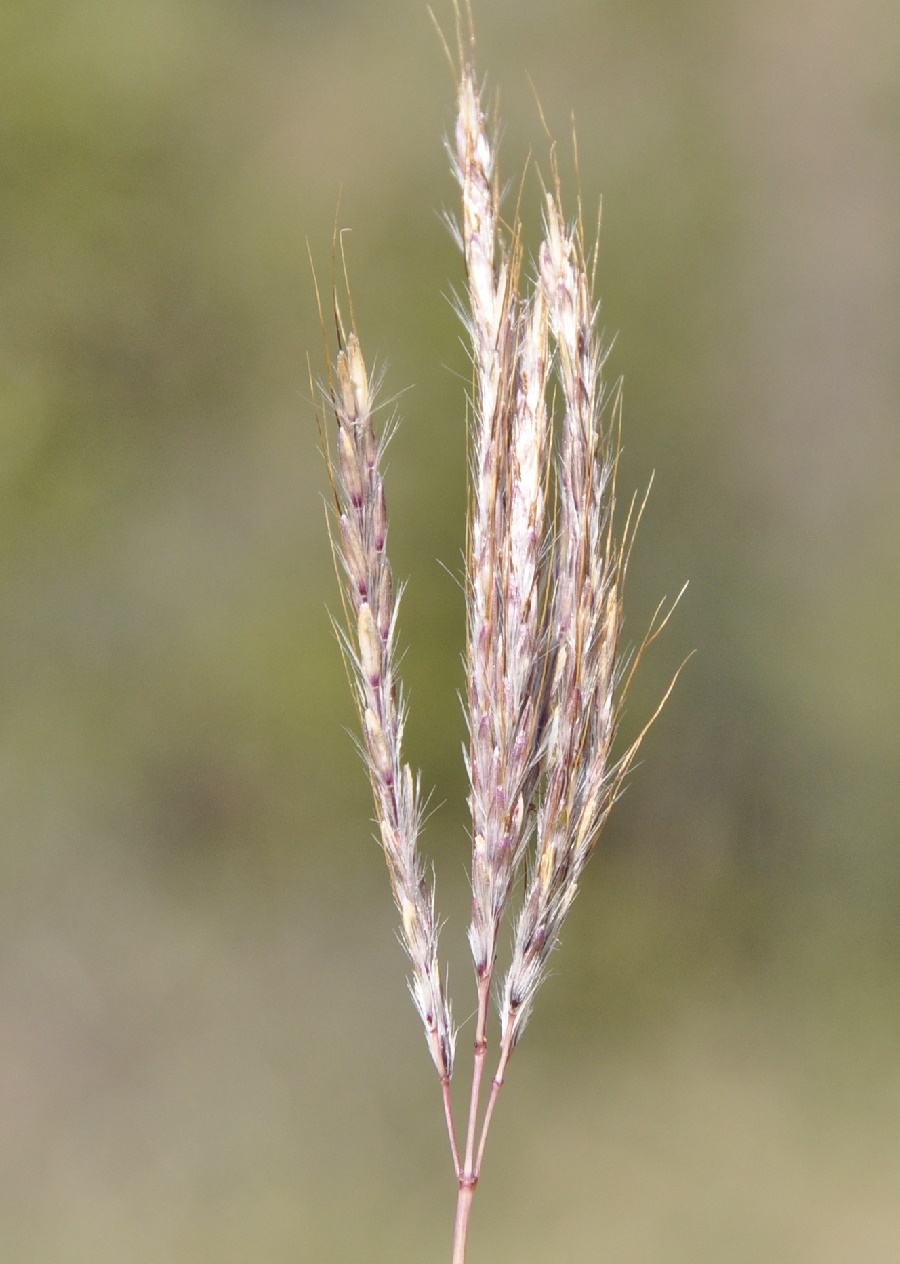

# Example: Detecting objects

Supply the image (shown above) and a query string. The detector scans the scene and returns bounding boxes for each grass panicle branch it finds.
[319,313,456,1091]
[316,10,680,1262]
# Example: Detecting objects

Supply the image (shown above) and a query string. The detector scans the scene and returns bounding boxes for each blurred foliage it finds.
[1,0,899,1260]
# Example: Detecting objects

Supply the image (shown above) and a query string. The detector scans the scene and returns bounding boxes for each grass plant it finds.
[315,8,681,1259]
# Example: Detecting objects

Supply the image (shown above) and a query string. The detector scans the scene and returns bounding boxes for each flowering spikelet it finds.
[452,60,670,1052]
[323,330,455,1081]
[499,193,628,1047]
[455,65,552,984]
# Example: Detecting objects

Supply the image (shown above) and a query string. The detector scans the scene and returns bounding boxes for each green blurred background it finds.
[2,0,899,1260]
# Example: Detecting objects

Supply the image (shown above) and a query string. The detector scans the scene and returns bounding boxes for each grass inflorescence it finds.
[314,7,682,1260]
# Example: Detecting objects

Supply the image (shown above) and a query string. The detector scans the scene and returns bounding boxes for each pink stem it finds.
[451,973,492,1263]
[451,1179,477,1264]
[442,1076,461,1177]
[475,1029,512,1176]
[463,975,491,1173]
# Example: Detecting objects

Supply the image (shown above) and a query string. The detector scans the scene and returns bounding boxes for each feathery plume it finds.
[322,327,455,1085]
[318,12,681,1260]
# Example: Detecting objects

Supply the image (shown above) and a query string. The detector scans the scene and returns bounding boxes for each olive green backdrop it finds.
[2,1,899,1260]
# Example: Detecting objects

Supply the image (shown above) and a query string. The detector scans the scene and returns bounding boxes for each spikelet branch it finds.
[316,259,455,1082]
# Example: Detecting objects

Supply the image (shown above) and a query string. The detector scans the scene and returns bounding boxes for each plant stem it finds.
[463,974,490,1173]
[475,1028,512,1176]
[451,1176,477,1264]
[451,972,493,1262]
[442,1075,461,1177]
